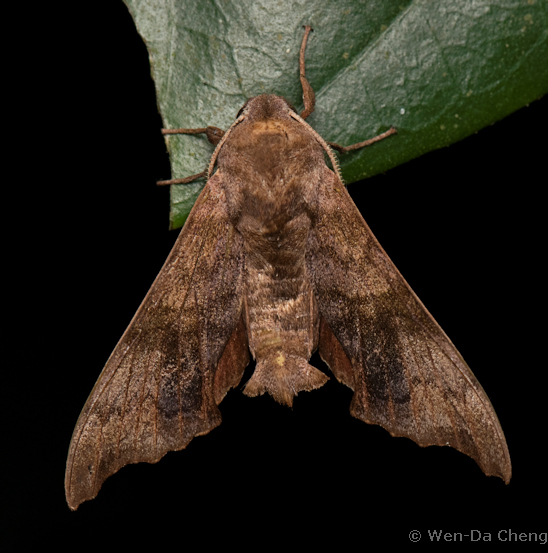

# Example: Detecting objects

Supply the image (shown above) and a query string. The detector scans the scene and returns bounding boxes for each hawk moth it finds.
[65,26,511,510]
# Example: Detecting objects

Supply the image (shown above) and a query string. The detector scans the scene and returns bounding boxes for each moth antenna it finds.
[328,147,343,184]
[289,111,344,185]
[207,114,246,179]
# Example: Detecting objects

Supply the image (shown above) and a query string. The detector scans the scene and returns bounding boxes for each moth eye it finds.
[276,97,296,113]
[237,100,251,118]
[285,101,297,113]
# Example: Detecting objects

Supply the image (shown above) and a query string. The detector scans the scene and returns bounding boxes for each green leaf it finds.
[123,0,548,229]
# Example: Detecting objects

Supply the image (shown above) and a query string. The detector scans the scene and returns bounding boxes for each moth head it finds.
[236,94,296,122]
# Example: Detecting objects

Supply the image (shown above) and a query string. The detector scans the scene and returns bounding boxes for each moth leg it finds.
[157,126,225,185]
[328,127,397,154]
[299,25,315,120]
[161,126,225,145]
[157,170,207,186]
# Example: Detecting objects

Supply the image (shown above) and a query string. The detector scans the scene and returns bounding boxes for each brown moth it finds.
[65,26,511,510]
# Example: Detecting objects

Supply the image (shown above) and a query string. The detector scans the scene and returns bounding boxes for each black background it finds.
[7,1,546,548]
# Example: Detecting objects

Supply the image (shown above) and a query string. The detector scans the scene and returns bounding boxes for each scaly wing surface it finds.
[307,168,511,483]
[65,174,249,509]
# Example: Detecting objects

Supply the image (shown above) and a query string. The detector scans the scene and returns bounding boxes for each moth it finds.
[66,26,511,510]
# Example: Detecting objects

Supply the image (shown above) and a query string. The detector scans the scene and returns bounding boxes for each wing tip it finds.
[350,405,512,484]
